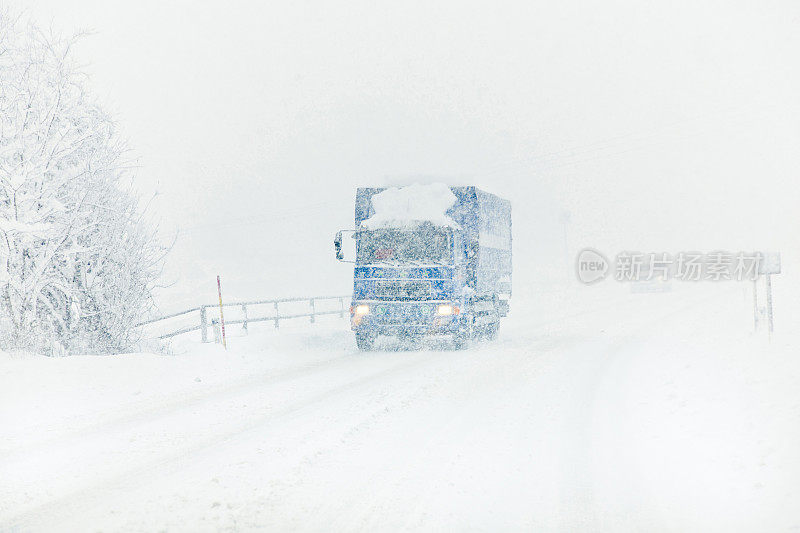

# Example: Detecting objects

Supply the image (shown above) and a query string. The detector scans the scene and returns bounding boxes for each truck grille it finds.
[372,303,434,324]
[374,280,431,300]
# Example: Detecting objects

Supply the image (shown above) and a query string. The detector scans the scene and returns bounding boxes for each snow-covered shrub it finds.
[0,12,167,354]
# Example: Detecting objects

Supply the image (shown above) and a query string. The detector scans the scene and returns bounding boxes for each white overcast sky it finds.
[14,0,800,308]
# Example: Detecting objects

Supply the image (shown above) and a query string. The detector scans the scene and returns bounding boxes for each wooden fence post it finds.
[309,298,315,323]
[217,275,227,350]
[274,301,280,329]
[242,304,248,333]
[200,306,208,343]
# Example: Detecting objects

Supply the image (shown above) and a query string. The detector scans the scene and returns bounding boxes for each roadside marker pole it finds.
[217,275,227,349]
[766,273,774,342]
[752,278,759,333]
[754,252,780,343]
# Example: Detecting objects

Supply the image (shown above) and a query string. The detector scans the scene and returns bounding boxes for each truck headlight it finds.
[436,304,459,316]
[354,304,370,316]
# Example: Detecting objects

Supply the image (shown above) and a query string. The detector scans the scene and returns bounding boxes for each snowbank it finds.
[361,183,459,229]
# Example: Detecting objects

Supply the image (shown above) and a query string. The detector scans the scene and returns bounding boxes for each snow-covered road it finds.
[2,285,798,532]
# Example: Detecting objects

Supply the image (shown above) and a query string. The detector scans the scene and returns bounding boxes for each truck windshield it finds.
[357,228,452,265]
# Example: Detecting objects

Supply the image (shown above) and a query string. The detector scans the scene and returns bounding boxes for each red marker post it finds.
[217,275,227,349]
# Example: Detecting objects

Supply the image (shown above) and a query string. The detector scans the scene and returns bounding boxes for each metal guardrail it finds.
[137,295,350,342]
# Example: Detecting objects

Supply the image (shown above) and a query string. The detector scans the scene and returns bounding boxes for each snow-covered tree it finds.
[0,12,167,354]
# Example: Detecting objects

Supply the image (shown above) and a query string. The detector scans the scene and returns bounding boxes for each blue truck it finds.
[334,185,512,350]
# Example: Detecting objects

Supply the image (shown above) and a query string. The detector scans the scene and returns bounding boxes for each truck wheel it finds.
[485,322,499,341]
[355,333,376,351]
[452,329,471,350]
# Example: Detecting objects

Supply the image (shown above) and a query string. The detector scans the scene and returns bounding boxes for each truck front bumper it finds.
[350,301,464,336]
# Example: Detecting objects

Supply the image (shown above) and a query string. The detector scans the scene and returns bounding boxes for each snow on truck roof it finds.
[360,183,461,230]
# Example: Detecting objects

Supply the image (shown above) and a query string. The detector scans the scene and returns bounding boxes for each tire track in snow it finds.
[1,350,355,459]
[2,348,461,531]
[554,290,732,531]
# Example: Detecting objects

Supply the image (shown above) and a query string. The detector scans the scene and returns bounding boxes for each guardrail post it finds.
[200,306,208,343]
[212,318,220,343]
[309,298,315,323]
[274,301,280,329]
[339,297,344,318]
[242,304,248,333]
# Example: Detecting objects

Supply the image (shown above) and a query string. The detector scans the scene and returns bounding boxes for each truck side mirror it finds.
[334,231,343,261]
